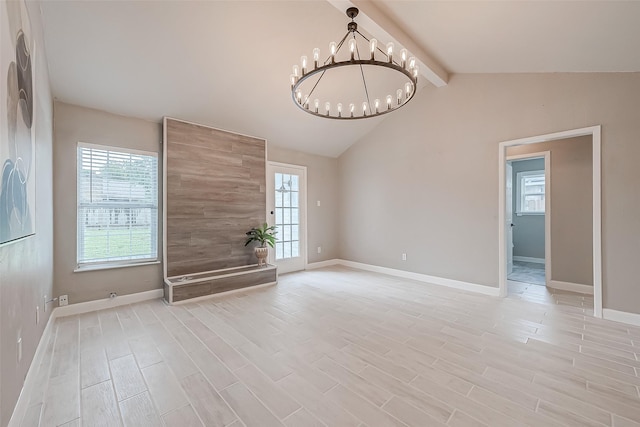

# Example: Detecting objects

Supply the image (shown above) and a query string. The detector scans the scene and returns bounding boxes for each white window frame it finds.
[76,142,159,270]
[516,170,545,215]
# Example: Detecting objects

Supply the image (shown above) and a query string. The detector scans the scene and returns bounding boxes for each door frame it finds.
[506,151,551,288]
[498,125,602,318]
[266,161,308,273]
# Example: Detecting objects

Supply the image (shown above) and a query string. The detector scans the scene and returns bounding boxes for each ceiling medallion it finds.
[290,7,418,120]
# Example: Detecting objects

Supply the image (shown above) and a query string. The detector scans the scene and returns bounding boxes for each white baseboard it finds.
[53,288,164,319]
[603,309,640,327]
[306,259,340,270]
[336,259,500,297]
[548,280,594,295]
[8,313,56,427]
[513,256,545,264]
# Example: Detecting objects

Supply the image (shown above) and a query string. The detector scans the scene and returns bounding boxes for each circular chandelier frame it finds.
[290,7,419,120]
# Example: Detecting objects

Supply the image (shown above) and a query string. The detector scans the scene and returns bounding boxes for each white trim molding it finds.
[548,280,594,295]
[337,260,500,296]
[498,125,602,318]
[8,314,56,427]
[603,309,640,327]
[53,289,163,318]
[306,259,341,270]
[512,256,545,264]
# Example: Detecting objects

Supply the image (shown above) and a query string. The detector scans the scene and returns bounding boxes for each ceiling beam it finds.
[326,0,449,87]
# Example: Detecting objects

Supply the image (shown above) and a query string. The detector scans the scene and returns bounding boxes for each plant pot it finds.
[254,246,269,267]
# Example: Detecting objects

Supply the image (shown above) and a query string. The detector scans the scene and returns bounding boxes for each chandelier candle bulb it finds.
[293,65,299,77]
[314,99,320,113]
[405,82,412,98]
[400,49,408,68]
[413,65,419,78]
[408,56,416,70]
[370,38,377,59]
[329,42,337,63]
[386,42,394,62]
[349,39,356,60]
[337,102,343,117]
[362,102,368,116]
[387,95,392,110]
[301,56,308,74]
[397,89,403,105]
[325,101,331,115]
[313,48,320,68]
[296,90,302,104]
[349,103,355,117]
[374,98,380,113]
[290,74,296,90]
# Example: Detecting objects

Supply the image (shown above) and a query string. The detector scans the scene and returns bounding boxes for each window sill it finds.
[516,212,545,216]
[74,260,160,273]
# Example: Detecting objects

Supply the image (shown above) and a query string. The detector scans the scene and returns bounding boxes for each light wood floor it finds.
[19,266,640,427]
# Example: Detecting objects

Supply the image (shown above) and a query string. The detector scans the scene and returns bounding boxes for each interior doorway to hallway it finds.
[498,126,602,317]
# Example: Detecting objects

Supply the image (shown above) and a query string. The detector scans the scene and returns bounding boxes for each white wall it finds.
[338,73,640,314]
[53,102,163,304]
[0,2,54,424]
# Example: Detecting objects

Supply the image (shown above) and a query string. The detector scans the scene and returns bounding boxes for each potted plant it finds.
[244,223,277,267]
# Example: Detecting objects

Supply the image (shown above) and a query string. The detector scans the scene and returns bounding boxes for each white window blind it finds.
[77,143,158,266]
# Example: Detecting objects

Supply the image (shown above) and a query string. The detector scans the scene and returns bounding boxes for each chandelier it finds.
[290,7,418,120]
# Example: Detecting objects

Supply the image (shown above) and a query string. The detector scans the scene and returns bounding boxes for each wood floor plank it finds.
[234,363,301,419]
[141,362,189,415]
[119,391,162,427]
[22,268,640,427]
[80,380,122,427]
[219,382,284,427]
[179,372,237,426]
[109,354,147,401]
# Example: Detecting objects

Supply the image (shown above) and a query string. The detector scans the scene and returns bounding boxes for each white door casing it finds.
[267,162,307,274]
[506,162,514,275]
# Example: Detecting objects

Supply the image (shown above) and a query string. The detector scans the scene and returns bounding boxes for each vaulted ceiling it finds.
[39,1,640,157]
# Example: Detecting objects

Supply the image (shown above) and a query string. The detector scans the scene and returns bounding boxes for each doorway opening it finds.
[498,126,602,317]
[506,152,550,291]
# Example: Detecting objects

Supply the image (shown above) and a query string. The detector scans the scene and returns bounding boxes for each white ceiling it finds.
[39,1,640,157]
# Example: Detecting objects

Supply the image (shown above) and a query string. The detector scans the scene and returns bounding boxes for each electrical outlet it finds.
[17,337,22,363]
[317,200,321,207]
[59,295,69,306]
[402,253,407,261]
[317,246,322,254]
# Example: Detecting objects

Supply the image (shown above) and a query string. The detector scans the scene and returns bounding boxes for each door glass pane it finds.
[274,171,301,261]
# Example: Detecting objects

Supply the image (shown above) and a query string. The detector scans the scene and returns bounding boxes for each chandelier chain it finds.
[354,34,372,111]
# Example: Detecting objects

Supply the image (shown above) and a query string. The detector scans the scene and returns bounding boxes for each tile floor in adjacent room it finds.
[507,261,546,286]
[18,266,640,427]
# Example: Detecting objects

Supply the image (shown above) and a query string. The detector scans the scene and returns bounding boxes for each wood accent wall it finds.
[164,118,266,277]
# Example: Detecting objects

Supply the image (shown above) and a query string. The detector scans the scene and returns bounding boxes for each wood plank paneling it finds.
[164,118,266,277]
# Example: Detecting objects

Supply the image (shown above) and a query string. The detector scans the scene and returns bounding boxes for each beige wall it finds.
[267,145,339,263]
[0,2,54,424]
[338,73,640,314]
[508,136,593,286]
[53,102,163,304]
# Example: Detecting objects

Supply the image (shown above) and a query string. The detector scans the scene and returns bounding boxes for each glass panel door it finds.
[267,163,306,273]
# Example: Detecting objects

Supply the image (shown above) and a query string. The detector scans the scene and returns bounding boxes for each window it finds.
[516,170,545,214]
[77,143,158,267]
[274,172,300,260]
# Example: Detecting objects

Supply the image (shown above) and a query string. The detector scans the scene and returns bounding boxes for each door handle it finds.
[270,211,274,215]
[510,223,515,227]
